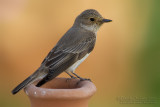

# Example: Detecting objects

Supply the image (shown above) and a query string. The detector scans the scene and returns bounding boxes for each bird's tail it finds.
[11,75,37,95]
[11,68,45,95]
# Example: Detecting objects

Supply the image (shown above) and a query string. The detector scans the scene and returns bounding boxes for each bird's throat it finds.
[80,23,99,33]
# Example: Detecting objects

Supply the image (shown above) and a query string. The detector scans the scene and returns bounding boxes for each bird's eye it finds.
[90,18,95,21]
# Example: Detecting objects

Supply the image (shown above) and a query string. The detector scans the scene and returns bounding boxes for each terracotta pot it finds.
[24,78,96,107]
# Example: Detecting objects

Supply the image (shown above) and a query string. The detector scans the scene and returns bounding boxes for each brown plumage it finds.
[12,9,112,94]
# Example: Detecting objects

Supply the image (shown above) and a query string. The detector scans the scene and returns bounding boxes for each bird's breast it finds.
[66,54,90,72]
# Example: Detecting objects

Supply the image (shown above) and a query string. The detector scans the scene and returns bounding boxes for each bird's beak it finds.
[102,19,112,23]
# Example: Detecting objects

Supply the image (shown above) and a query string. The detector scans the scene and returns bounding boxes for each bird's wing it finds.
[42,28,96,67]
[36,29,96,87]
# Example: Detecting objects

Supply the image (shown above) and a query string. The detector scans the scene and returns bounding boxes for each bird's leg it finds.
[71,72,91,81]
[65,71,77,79]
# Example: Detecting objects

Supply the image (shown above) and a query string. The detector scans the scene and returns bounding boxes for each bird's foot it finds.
[80,78,91,82]
[76,78,92,85]
[71,72,92,82]
[71,76,77,79]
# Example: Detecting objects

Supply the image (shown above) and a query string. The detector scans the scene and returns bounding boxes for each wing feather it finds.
[37,28,96,87]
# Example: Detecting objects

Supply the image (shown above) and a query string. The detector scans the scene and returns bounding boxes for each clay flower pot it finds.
[24,78,96,107]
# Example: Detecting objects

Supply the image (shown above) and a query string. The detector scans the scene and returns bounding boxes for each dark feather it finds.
[12,76,34,94]
[36,54,78,87]
[37,28,96,87]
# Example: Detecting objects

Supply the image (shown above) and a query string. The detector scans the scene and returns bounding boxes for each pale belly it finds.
[66,54,90,72]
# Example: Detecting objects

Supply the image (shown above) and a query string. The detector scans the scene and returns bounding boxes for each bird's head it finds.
[73,9,112,32]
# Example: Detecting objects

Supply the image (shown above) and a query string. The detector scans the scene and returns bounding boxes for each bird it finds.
[11,9,112,94]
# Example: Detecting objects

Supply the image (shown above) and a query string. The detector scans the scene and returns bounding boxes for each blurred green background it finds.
[0,0,160,107]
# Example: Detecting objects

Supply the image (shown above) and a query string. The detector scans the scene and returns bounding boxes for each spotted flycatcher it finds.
[12,9,112,94]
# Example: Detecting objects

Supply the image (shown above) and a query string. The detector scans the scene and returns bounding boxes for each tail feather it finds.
[12,76,36,95]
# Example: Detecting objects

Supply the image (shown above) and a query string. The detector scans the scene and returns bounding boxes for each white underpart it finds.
[66,54,90,72]
[80,23,99,33]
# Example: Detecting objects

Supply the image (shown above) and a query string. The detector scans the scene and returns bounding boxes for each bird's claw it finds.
[76,78,92,85]
[71,76,77,79]
[80,78,91,82]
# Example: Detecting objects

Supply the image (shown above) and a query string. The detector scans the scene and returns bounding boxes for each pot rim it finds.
[24,78,96,100]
